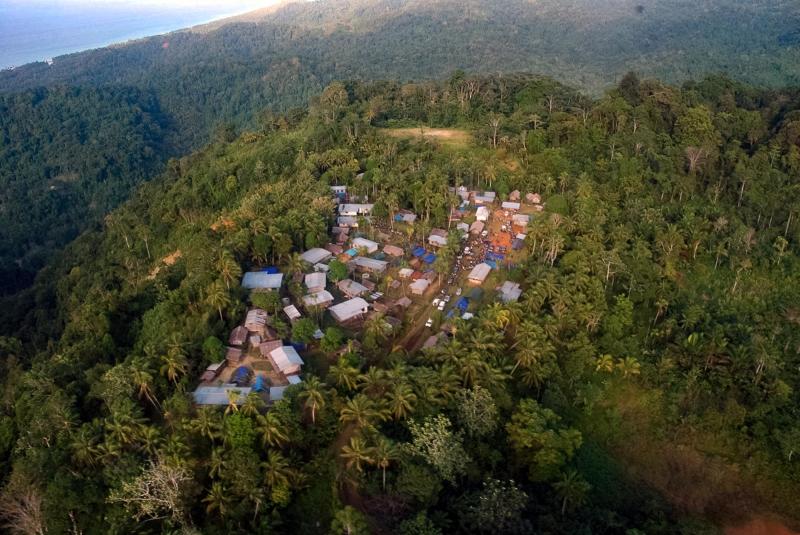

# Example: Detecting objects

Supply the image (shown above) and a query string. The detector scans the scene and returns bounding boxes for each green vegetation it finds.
[0,72,799,533]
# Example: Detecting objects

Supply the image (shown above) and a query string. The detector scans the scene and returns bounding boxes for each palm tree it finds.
[225,389,241,414]
[256,412,288,448]
[217,250,242,289]
[206,280,230,321]
[595,354,615,374]
[241,392,264,417]
[553,470,590,515]
[203,482,230,517]
[208,446,226,478]
[262,450,293,491]
[190,407,221,442]
[329,363,360,392]
[616,357,641,378]
[138,426,162,456]
[339,394,386,431]
[340,435,374,473]
[358,367,387,398]
[130,360,160,409]
[387,383,417,420]
[371,435,399,490]
[298,376,326,424]
[285,252,305,277]
[159,347,189,385]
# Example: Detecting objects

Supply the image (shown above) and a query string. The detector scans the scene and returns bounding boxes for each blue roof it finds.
[423,253,437,264]
[456,297,469,311]
[485,260,497,269]
[261,266,280,274]
[345,248,358,257]
[253,375,266,392]
[412,246,426,257]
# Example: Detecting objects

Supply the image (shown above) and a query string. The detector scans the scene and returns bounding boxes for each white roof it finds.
[314,262,330,272]
[409,279,430,293]
[352,237,379,252]
[305,272,327,290]
[502,201,521,210]
[302,290,335,307]
[270,346,304,372]
[337,216,358,227]
[513,214,530,225]
[428,234,448,247]
[457,222,470,233]
[242,272,284,290]
[193,386,251,405]
[269,386,288,401]
[287,375,303,385]
[476,206,490,221]
[516,233,527,240]
[283,304,301,320]
[468,263,492,283]
[351,256,388,271]
[499,281,522,303]
[330,298,369,322]
[338,203,374,215]
[338,279,369,296]
[398,268,414,278]
[470,220,485,232]
[301,248,332,264]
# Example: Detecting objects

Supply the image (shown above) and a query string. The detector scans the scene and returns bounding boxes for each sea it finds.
[0,0,280,69]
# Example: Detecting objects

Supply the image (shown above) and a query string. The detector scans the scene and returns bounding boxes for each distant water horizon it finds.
[0,1,280,70]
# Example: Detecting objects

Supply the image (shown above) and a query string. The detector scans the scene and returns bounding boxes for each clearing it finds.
[379,127,472,148]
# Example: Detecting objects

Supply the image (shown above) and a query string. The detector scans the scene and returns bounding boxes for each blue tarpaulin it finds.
[372,252,386,260]
[345,248,358,257]
[232,366,251,387]
[423,253,437,264]
[486,252,505,261]
[394,214,404,222]
[261,266,279,274]
[253,375,266,392]
[485,260,498,269]
[412,246,426,257]
[456,297,469,311]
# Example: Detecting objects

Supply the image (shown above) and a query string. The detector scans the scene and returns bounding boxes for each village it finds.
[193,183,545,408]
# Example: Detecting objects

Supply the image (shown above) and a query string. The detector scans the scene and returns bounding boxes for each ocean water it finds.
[0,0,279,69]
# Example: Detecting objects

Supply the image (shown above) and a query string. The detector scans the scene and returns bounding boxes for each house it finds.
[259,340,283,358]
[501,201,521,211]
[337,216,359,228]
[396,297,413,309]
[200,361,226,383]
[525,193,542,204]
[287,375,303,385]
[398,268,414,279]
[456,222,470,234]
[498,281,523,303]
[361,279,377,291]
[467,263,492,285]
[512,214,530,228]
[301,248,332,265]
[229,326,248,347]
[305,272,327,293]
[329,298,370,323]
[352,237,379,254]
[302,290,335,308]
[269,386,288,402]
[314,263,330,273]
[383,244,404,257]
[474,191,496,204]
[194,386,251,406]
[338,203,374,216]
[409,278,430,295]
[242,272,284,291]
[269,346,304,375]
[351,256,388,274]
[338,278,369,298]
[470,221,485,234]
[325,243,344,255]
[509,190,521,202]
[226,347,243,366]
[283,304,302,321]
[395,210,417,224]
[245,308,269,334]
[476,206,490,222]
[331,185,347,195]
[428,230,448,248]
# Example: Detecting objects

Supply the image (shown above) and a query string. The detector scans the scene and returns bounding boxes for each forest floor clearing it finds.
[379,127,472,148]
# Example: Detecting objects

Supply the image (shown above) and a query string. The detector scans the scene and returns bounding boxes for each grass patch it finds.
[378,127,472,149]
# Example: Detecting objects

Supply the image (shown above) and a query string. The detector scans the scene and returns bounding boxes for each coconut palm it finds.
[217,250,242,289]
[386,383,417,420]
[371,435,399,490]
[190,407,221,442]
[205,280,230,322]
[159,347,189,385]
[203,482,231,517]
[256,412,288,448]
[340,436,374,473]
[262,450,293,491]
[553,470,590,515]
[241,392,265,417]
[358,367,387,398]
[298,376,326,424]
[339,394,386,431]
[329,362,360,392]
[225,389,241,415]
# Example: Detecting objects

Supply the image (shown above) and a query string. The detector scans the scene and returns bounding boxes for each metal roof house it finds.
[193,386,251,406]
[329,298,370,323]
[300,248,333,265]
[269,346,304,375]
[338,278,369,298]
[302,290,335,308]
[242,272,284,290]
[229,326,248,346]
[470,221,485,234]
[502,201,521,211]
[383,244,404,257]
[351,256,388,274]
[428,232,448,248]
[283,304,302,321]
[338,204,374,216]
[498,281,523,303]
[409,278,431,295]
[476,206,490,222]
[352,237,379,254]
[305,272,327,293]
[467,263,492,285]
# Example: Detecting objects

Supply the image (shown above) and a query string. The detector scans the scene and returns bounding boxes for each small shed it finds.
[428,234,448,248]
[330,298,370,323]
[283,305,302,321]
[259,340,283,358]
[302,290,335,308]
[470,221,485,234]
[351,256,388,274]
[301,248,332,265]
[409,279,431,295]
[225,347,243,366]
[525,193,542,204]
[229,326,248,347]
[352,237,379,254]
[305,272,327,293]
[338,278,369,298]
[325,243,344,255]
[476,206,490,222]
[509,190,521,202]
[501,201,521,211]
[383,244,404,257]
[398,268,414,279]
[498,281,522,303]
[396,297,413,309]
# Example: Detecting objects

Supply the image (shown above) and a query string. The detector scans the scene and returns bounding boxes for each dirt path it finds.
[379,127,472,148]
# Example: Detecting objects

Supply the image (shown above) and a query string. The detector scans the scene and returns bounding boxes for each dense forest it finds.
[1,0,799,295]
[0,87,169,292]
[1,72,799,534]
